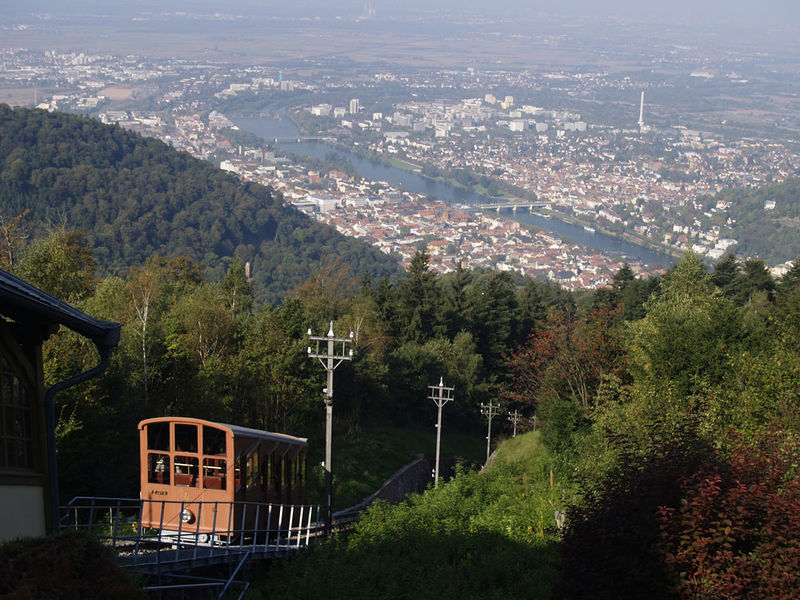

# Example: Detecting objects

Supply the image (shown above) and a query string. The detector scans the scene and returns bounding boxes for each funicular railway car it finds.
[139,417,308,541]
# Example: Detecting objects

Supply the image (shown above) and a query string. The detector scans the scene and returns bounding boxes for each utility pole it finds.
[428,377,454,487]
[508,409,521,437]
[480,401,500,463]
[307,321,353,536]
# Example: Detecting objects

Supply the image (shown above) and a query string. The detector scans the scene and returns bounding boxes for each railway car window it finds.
[203,426,226,455]
[246,450,259,489]
[146,422,170,451]
[202,458,226,490]
[271,455,281,489]
[148,453,170,485]
[174,455,198,487]
[261,456,272,489]
[175,424,197,453]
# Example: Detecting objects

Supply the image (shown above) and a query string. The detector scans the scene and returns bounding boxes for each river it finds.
[232,114,672,267]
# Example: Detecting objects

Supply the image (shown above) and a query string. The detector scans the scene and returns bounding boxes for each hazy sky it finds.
[6,0,800,23]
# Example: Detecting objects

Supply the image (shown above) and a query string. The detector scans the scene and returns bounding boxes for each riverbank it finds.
[335,138,680,263]
[232,113,673,267]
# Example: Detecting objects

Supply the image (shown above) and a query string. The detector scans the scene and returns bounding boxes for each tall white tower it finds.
[638,91,645,131]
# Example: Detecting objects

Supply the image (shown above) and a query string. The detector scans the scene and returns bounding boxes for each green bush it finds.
[0,530,144,599]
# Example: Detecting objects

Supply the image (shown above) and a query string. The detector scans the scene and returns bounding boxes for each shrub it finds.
[658,429,800,600]
[0,530,144,599]
[555,438,710,600]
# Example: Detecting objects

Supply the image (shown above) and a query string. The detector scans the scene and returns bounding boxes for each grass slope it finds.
[252,431,567,600]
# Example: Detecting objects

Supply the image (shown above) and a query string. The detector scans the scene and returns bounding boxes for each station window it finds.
[148,453,170,485]
[0,356,33,471]
[175,424,198,453]
[147,422,170,451]
[174,455,198,487]
[202,458,226,490]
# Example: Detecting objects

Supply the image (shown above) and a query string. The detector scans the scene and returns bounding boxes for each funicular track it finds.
[62,497,322,599]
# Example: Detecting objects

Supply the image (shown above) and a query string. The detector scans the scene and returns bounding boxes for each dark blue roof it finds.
[0,268,121,347]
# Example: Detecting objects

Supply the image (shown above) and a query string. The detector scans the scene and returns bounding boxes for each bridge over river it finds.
[473,200,548,213]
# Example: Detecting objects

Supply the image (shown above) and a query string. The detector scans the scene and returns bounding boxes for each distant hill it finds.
[0,104,399,303]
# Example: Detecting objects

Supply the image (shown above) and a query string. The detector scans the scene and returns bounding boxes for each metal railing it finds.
[61,497,322,571]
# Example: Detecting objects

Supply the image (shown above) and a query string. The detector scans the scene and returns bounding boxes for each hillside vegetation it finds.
[713,177,800,264]
[0,104,399,303]
[252,432,565,600]
[250,251,800,599]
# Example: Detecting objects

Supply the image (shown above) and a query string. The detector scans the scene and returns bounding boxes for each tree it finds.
[442,261,473,338]
[290,256,359,323]
[125,264,164,407]
[659,430,800,600]
[468,271,518,378]
[395,249,443,344]
[626,253,744,399]
[14,227,95,303]
[0,209,29,268]
[711,253,744,299]
[503,306,625,415]
[222,255,253,316]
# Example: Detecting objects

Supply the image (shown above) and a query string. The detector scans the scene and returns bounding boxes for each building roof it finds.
[0,268,121,348]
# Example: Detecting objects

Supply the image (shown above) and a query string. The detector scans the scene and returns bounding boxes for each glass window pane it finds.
[203,426,226,456]
[147,422,170,451]
[246,451,259,488]
[148,453,170,485]
[175,424,197,453]
[174,455,198,487]
[203,458,226,490]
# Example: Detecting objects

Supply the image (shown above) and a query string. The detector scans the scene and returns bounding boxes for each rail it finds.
[61,497,322,572]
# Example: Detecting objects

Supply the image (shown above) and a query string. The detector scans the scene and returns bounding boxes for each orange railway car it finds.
[138,417,308,538]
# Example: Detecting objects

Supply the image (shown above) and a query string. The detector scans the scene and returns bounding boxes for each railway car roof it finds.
[139,417,307,446]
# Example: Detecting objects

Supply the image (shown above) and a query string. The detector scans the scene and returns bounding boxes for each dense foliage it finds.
[0,104,399,304]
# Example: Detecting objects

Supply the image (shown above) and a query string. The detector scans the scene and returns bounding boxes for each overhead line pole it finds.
[480,401,500,463]
[307,321,353,537]
[427,377,454,487]
[508,409,521,438]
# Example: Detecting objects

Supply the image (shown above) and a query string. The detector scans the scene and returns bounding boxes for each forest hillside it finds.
[0,104,399,304]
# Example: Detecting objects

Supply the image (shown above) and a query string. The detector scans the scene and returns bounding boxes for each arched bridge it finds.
[474,200,548,213]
